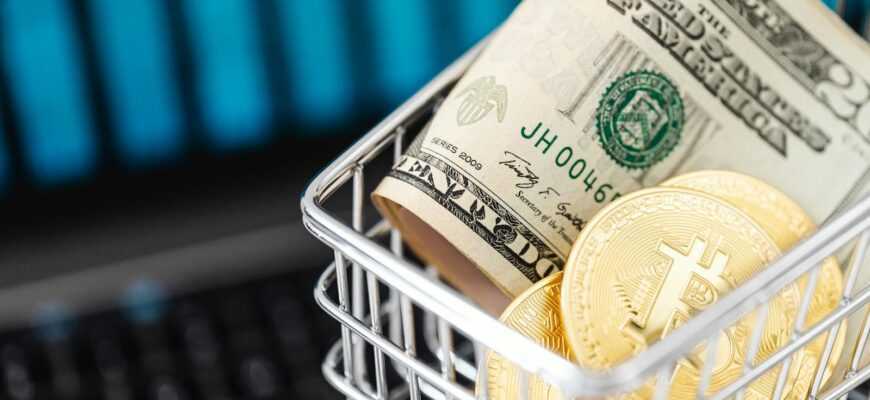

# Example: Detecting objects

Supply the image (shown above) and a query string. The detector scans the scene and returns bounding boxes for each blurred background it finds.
[0,0,864,399]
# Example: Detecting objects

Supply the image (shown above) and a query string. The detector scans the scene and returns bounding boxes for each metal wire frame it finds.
[301,42,870,399]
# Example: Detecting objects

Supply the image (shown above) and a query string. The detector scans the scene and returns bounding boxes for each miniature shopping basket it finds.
[300,44,870,400]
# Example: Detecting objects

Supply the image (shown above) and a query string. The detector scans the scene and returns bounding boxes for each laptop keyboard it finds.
[0,267,339,400]
[4,265,870,399]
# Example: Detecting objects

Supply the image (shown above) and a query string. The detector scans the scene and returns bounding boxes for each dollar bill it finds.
[373,0,870,314]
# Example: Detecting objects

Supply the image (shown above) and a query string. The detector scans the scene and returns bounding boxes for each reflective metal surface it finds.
[301,42,870,399]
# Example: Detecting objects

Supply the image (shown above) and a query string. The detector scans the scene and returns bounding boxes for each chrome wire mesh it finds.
[301,43,870,399]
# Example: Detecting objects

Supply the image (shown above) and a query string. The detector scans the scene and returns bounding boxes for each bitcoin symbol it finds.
[617,237,732,347]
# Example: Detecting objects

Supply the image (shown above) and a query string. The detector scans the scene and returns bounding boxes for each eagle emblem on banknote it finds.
[455,76,507,126]
[595,70,684,169]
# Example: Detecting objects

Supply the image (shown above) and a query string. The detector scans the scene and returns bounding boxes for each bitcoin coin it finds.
[663,170,845,397]
[479,272,570,400]
[662,171,814,246]
[560,187,805,399]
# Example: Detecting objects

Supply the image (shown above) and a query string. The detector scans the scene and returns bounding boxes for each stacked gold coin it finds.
[478,171,843,399]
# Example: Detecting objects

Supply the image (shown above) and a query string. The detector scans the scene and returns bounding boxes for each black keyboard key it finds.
[44,346,82,399]
[133,333,194,400]
[87,320,135,400]
[175,304,220,367]
[121,280,173,374]
[263,289,312,364]
[186,373,232,400]
[1,344,37,400]
[239,355,280,399]
[122,281,195,400]
[148,375,188,400]
[173,303,233,399]
[261,282,338,398]
[34,305,90,399]
[293,375,340,399]
[216,293,287,399]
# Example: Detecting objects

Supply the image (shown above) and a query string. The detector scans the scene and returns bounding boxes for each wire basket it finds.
[300,43,870,400]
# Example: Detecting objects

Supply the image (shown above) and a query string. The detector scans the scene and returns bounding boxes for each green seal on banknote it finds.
[595,70,684,169]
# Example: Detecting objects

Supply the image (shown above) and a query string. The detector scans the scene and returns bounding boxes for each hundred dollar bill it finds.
[372,0,870,314]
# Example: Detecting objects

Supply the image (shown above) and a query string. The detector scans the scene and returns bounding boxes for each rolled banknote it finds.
[373,0,870,315]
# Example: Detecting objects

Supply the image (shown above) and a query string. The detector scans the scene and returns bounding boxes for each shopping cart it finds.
[300,43,870,400]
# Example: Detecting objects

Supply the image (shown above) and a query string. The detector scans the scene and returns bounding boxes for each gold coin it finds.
[479,272,570,400]
[661,170,815,247]
[560,187,804,399]
[662,170,845,397]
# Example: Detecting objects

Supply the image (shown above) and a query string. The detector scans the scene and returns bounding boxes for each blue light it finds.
[843,0,870,31]
[457,0,516,50]
[1,0,97,185]
[33,303,74,343]
[821,0,842,12]
[122,279,167,324]
[278,0,353,127]
[863,0,870,36]
[368,0,435,106]
[183,0,271,151]
[0,114,8,192]
[88,0,184,168]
